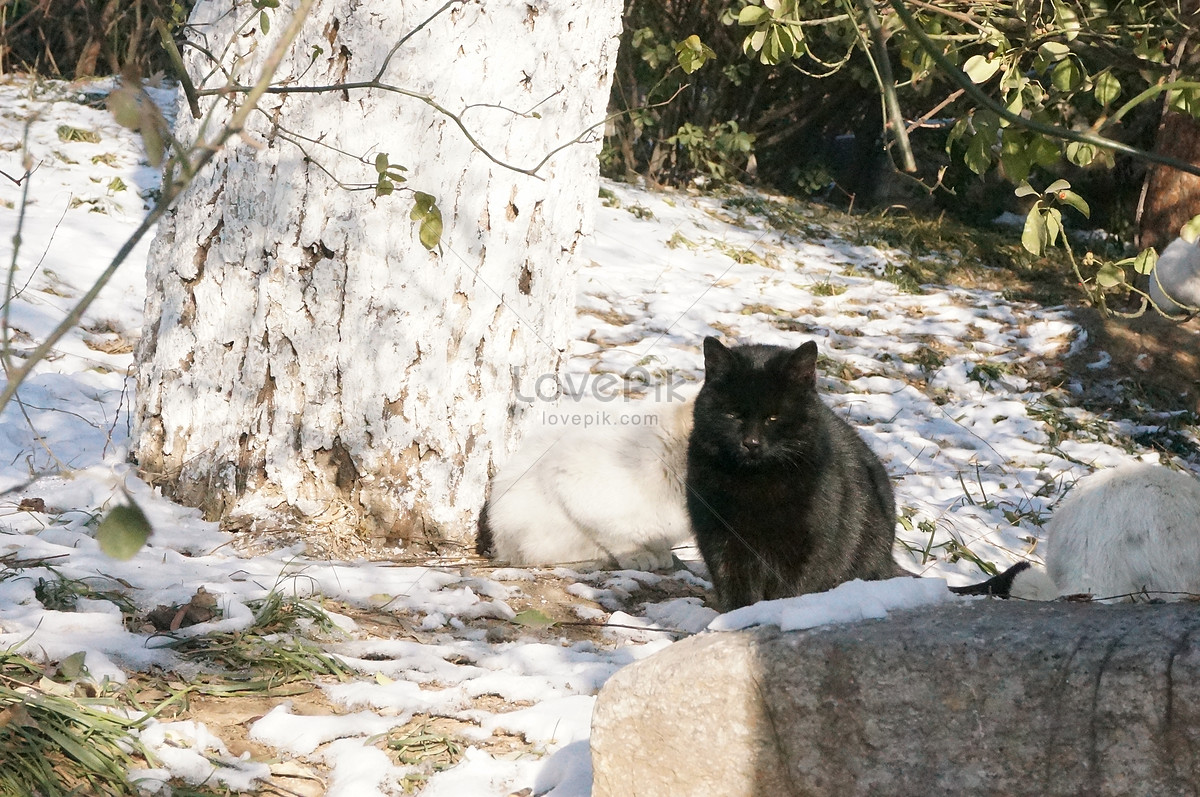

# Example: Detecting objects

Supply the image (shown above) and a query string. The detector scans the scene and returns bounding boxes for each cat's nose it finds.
[742,435,762,455]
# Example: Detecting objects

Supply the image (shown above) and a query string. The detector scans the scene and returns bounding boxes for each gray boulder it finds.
[591,601,1200,796]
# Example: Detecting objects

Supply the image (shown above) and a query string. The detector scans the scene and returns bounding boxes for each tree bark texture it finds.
[134,0,624,549]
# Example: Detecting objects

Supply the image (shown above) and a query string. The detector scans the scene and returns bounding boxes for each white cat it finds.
[1148,236,1200,318]
[965,463,1200,601]
[1041,462,1200,599]
[477,389,696,570]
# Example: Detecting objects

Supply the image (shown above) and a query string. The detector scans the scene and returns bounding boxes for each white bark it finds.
[134,0,623,548]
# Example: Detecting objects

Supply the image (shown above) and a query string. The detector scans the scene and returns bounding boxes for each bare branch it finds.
[856,0,917,173]
[0,0,319,418]
[373,0,464,82]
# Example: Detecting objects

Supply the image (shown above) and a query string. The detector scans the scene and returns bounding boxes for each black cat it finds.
[686,337,900,610]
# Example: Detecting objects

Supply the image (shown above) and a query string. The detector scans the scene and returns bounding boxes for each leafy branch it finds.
[885,0,1200,180]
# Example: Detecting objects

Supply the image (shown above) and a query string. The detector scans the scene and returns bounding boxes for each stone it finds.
[590,600,1200,796]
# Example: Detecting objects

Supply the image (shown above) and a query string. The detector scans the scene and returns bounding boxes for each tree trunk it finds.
[1137,10,1200,253]
[1138,112,1200,253]
[134,0,624,552]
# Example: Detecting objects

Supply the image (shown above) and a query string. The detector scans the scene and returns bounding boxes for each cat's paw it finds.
[613,548,675,572]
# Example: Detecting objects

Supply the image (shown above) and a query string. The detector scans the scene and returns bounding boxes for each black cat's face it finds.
[692,338,823,468]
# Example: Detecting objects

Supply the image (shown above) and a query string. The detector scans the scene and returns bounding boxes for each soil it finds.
[135,562,708,795]
[1065,305,1200,414]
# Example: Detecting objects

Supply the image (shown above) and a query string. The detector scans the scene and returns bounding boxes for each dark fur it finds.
[686,337,899,611]
[475,502,494,556]
[948,561,1030,597]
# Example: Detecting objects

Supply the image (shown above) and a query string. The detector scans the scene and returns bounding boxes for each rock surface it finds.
[591,601,1200,796]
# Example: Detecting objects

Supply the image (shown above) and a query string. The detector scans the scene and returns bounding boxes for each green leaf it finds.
[410,191,442,251]
[1022,205,1048,255]
[512,609,557,629]
[762,26,783,64]
[418,212,442,250]
[1037,41,1071,64]
[1044,179,1070,193]
[963,54,1000,84]
[1180,214,1200,244]
[105,86,141,129]
[1057,189,1090,219]
[374,152,389,174]
[375,177,394,197]
[945,118,969,152]
[964,136,991,175]
[749,27,767,54]
[59,651,87,680]
[1014,181,1039,198]
[1051,58,1082,92]
[1029,135,1060,167]
[411,190,436,217]
[776,25,797,59]
[738,5,769,25]
[1044,207,1064,247]
[1000,148,1030,184]
[96,501,153,560]
[1004,89,1024,117]
[999,63,1026,91]
[1093,71,1121,106]
[675,35,716,74]
[1133,247,1158,275]
[1053,0,1080,40]
[1095,262,1125,287]
[1065,141,1096,166]
[260,9,269,34]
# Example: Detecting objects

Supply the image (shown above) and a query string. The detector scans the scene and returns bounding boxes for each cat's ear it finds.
[703,337,735,380]
[786,341,819,387]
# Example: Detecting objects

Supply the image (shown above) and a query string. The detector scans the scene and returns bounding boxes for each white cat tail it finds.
[1007,566,1058,601]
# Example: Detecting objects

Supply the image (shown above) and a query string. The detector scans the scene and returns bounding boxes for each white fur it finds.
[483,390,695,569]
[1041,463,1200,599]
[1148,236,1200,318]
[1007,566,1059,601]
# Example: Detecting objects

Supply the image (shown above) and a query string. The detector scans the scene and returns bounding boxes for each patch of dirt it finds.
[1065,305,1200,414]
[83,335,135,355]
[141,558,710,795]
[130,681,335,796]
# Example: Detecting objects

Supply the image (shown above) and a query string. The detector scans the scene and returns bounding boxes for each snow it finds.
[136,720,271,791]
[708,577,955,633]
[0,75,1197,795]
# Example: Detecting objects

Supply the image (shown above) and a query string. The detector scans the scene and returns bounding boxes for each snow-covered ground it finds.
[0,76,1196,795]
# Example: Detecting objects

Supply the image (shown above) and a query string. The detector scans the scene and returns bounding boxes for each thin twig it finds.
[906,88,964,134]
[0,164,37,186]
[0,0,319,419]
[3,120,35,383]
[155,17,201,118]
[900,0,990,31]
[373,0,463,82]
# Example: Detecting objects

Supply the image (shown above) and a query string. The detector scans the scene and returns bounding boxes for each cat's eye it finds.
[723,412,737,420]
[765,415,779,424]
